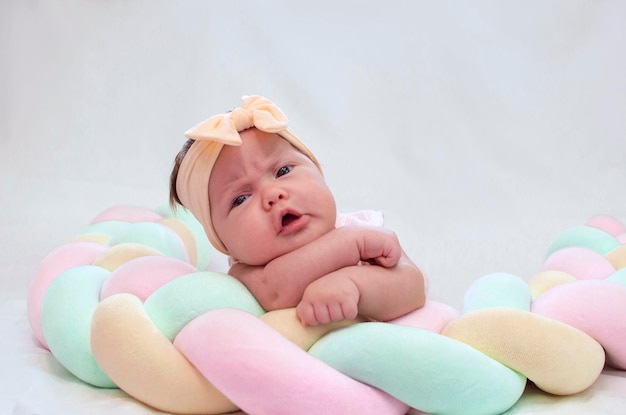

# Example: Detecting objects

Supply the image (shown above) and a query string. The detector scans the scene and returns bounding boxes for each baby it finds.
[170,95,425,326]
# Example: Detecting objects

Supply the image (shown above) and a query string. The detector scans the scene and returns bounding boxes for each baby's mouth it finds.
[279,211,309,235]
[281,212,300,227]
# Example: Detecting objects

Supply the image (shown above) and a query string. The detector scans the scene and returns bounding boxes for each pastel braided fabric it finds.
[28,207,626,414]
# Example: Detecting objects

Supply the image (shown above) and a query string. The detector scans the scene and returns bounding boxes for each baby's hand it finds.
[296,275,360,326]
[353,227,402,268]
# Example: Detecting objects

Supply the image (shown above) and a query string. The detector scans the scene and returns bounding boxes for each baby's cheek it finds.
[226,229,276,267]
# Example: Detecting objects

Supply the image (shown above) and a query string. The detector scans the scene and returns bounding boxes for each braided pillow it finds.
[28,206,626,415]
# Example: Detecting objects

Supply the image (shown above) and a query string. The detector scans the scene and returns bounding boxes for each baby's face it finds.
[209,128,337,266]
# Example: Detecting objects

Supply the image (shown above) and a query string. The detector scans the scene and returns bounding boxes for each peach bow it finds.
[184,95,289,145]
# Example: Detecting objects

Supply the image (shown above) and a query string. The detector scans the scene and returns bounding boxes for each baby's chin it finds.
[228,220,335,266]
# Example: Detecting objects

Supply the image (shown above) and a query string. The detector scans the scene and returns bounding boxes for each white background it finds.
[3,0,626,308]
[1,1,625,413]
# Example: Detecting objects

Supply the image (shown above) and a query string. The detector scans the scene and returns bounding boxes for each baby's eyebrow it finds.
[216,179,242,201]
[218,165,245,184]
[211,172,242,205]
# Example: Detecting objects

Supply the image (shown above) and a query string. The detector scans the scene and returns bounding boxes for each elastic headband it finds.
[176,95,321,254]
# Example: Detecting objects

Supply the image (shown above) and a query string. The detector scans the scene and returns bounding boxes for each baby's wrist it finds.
[332,226,366,264]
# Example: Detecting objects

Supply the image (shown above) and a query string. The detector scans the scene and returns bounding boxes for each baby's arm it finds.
[229,226,402,311]
[296,251,425,325]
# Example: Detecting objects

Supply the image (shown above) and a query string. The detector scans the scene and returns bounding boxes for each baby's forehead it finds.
[210,133,295,179]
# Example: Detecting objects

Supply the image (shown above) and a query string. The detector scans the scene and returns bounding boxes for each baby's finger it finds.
[296,302,316,326]
[374,253,400,268]
[313,304,332,325]
[340,301,359,321]
[328,303,346,323]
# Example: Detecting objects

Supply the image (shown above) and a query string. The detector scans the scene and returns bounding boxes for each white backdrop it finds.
[4,0,625,308]
[2,1,626,413]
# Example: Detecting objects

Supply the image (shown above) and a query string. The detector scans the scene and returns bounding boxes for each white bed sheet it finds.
[2,1,626,414]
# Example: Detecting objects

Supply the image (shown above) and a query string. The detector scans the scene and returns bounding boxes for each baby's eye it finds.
[276,165,292,178]
[232,194,248,208]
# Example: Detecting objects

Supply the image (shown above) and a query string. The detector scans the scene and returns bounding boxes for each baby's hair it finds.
[169,138,195,210]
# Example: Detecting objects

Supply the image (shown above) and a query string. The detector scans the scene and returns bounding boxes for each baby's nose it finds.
[263,186,287,209]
